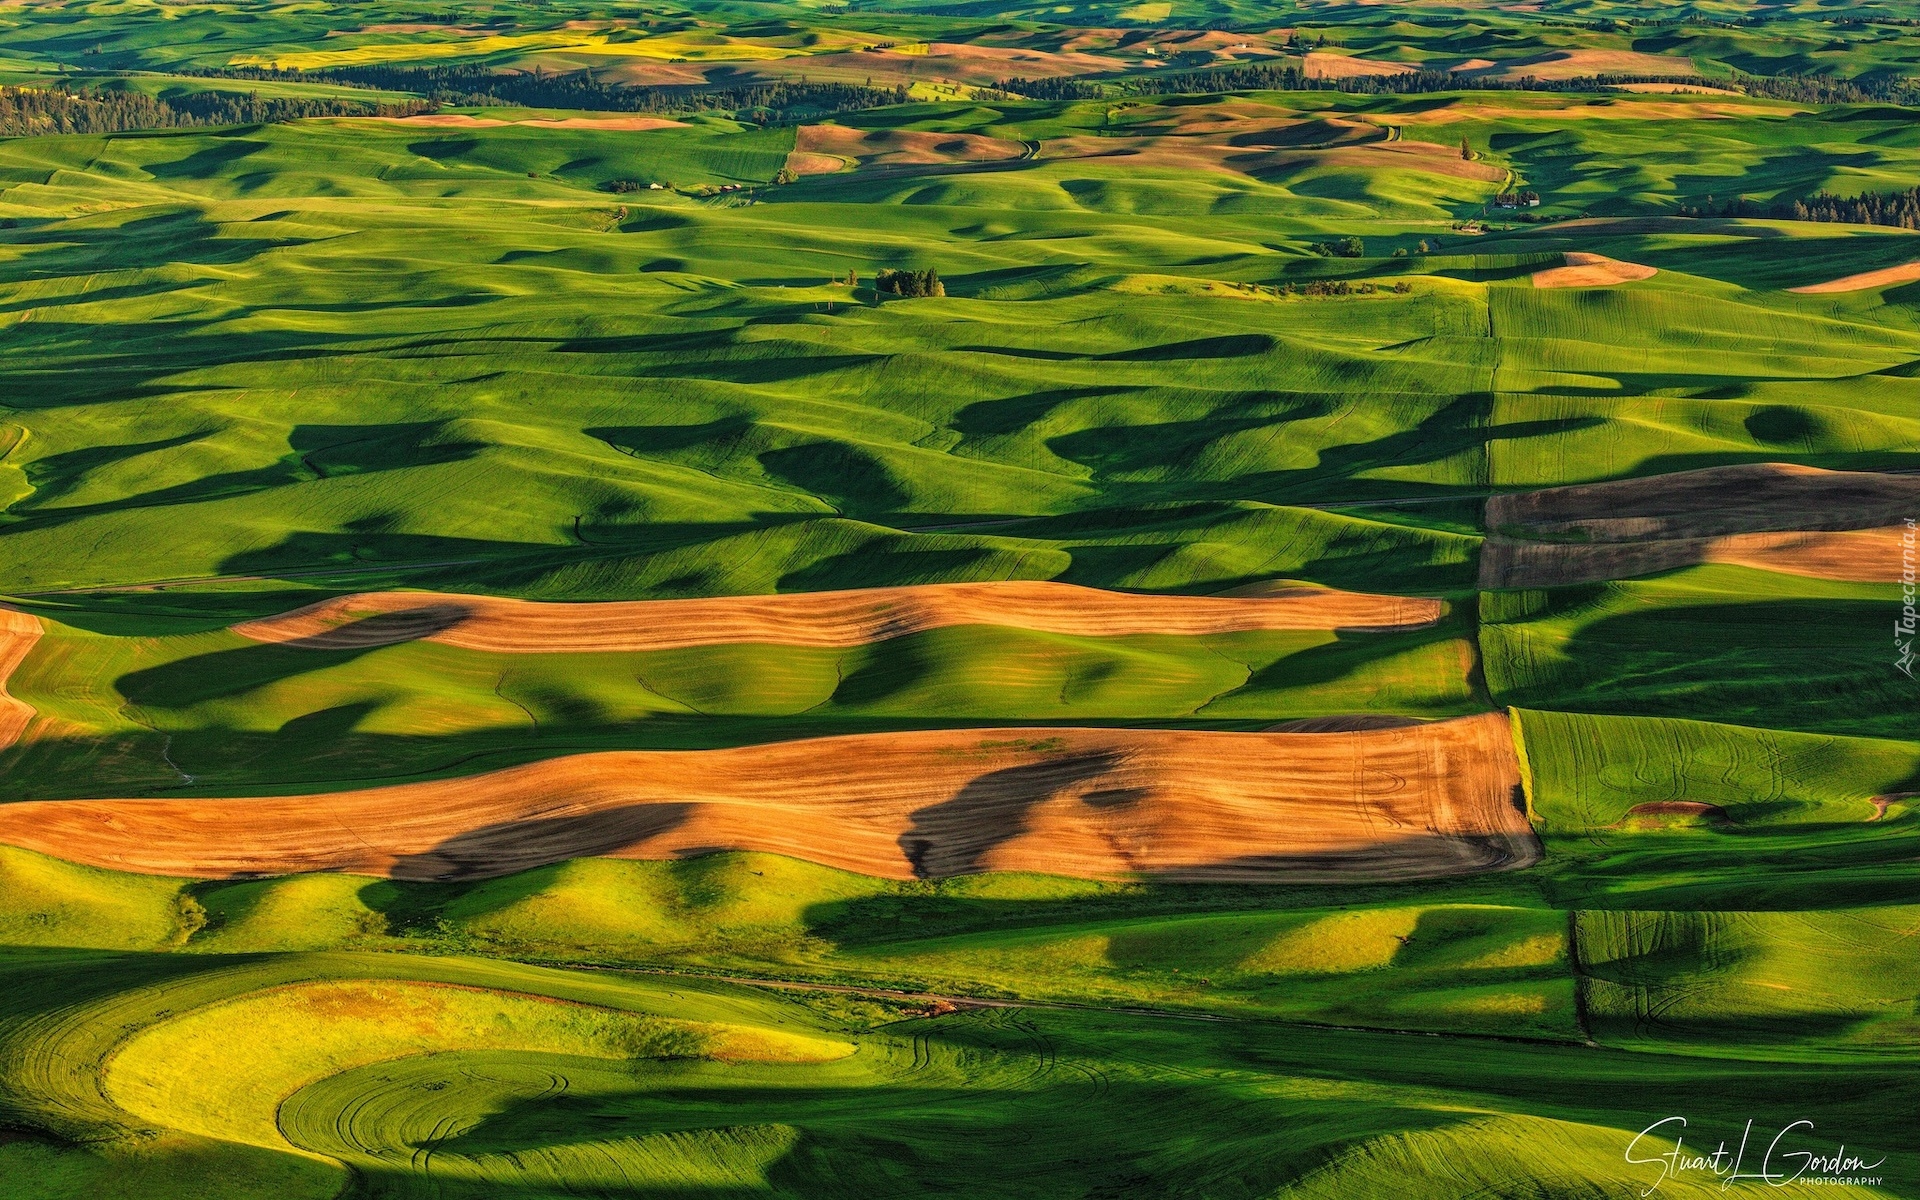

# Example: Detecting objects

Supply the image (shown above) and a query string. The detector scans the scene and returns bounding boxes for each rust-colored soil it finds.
[0,716,1536,884]
[233,581,1444,653]
[1789,260,1920,294]
[0,607,41,751]
[1532,252,1657,288]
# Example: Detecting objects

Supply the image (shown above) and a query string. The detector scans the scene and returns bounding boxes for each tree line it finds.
[0,84,431,137]
[1680,185,1920,230]
[187,65,910,122]
[993,63,1920,105]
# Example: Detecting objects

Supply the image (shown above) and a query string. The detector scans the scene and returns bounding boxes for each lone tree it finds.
[1459,136,1472,160]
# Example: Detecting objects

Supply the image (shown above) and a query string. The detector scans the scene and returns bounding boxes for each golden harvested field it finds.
[0,715,1535,884]
[1788,260,1920,294]
[1531,252,1657,288]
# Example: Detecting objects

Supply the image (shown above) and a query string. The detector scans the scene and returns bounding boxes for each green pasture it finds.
[1484,566,1916,737]
[0,925,1912,1198]
[2,101,1918,600]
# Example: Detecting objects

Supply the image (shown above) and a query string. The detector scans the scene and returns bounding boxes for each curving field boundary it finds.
[0,714,1535,884]
[0,606,42,751]
[232,580,1444,653]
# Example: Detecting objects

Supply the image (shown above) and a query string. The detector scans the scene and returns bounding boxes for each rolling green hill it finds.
[2,2,1917,1196]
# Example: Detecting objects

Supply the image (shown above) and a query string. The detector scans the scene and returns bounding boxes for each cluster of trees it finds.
[191,65,911,122]
[1736,72,1920,105]
[1286,279,1411,297]
[876,267,944,297]
[1680,185,1920,229]
[1307,236,1365,258]
[0,84,428,136]
[1495,190,1541,207]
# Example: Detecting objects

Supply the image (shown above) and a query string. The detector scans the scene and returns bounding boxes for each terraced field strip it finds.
[233,581,1444,653]
[0,607,42,751]
[0,714,1535,884]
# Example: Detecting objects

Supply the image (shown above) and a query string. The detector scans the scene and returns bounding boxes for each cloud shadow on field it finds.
[387,803,695,882]
[116,637,409,708]
[899,749,1127,878]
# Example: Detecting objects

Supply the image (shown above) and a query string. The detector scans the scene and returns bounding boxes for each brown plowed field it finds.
[1486,463,1920,541]
[1480,527,1913,588]
[1480,49,1696,80]
[233,581,1444,652]
[1302,51,1415,79]
[1789,261,1920,294]
[1532,252,1657,288]
[0,607,41,751]
[0,715,1535,884]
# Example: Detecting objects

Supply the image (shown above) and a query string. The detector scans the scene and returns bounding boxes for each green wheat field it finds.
[0,0,1917,1195]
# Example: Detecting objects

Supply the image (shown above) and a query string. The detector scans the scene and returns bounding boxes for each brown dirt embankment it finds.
[0,714,1536,885]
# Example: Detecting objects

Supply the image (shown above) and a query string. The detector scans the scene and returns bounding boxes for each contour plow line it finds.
[0,714,1537,884]
[232,580,1445,652]
[0,605,43,750]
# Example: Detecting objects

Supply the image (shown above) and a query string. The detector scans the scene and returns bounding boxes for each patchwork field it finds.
[2,0,1918,1195]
